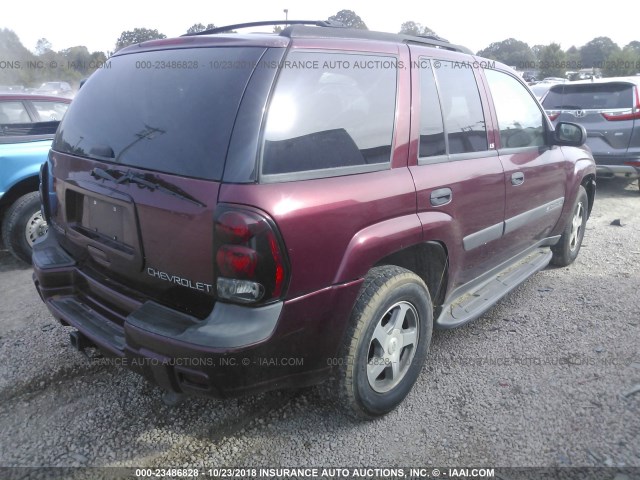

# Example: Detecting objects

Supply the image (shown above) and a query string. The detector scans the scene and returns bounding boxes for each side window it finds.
[485,69,545,149]
[432,61,488,154]
[31,101,69,121]
[0,101,31,124]
[418,59,446,158]
[262,52,397,177]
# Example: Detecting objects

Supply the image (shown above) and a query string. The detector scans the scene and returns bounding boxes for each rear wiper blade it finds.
[90,167,205,207]
[90,167,119,182]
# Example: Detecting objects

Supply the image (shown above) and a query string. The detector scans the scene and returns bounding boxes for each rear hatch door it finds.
[543,81,636,163]
[49,45,272,317]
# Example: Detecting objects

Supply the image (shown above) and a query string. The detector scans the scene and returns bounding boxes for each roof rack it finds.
[281,25,472,54]
[183,20,344,36]
[184,20,472,55]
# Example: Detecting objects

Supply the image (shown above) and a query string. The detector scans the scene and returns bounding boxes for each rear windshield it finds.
[542,83,634,110]
[53,47,267,180]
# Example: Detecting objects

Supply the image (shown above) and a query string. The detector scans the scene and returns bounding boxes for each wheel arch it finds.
[0,175,40,218]
[373,241,449,318]
[581,173,596,218]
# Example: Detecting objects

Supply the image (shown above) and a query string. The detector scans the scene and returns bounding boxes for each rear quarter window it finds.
[261,51,397,179]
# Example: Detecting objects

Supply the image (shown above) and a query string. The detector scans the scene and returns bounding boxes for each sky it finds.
[2,0,637,55]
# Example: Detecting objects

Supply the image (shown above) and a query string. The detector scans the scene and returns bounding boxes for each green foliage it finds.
[115,28,166,51]
[328,10,368,30]
[0,28,108,90]
[35,38,52,56]
[580,36,620,68]
[477,38,535,69]
[399,21,435,37]
[186,23,216,34]
[625,41,640,55]
[602,47,640,77]
[538,43,567,78]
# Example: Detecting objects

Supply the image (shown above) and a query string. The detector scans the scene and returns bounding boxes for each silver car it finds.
[543,77,640,189]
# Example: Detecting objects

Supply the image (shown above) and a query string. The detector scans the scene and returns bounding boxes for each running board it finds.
[436,248,552,329]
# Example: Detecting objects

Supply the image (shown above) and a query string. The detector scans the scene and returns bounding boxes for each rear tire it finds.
[337,266,433,419]
[1,192,47,264]
[551,185,588,267]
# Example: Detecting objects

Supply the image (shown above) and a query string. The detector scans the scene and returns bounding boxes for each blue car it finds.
[0,94,71,262]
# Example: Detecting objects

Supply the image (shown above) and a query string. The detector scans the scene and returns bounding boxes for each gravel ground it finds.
[0,177,639,471]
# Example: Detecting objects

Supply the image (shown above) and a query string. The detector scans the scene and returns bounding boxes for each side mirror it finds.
[554,122,586,147]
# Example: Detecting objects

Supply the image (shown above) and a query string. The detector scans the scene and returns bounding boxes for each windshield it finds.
[53,47,267,180]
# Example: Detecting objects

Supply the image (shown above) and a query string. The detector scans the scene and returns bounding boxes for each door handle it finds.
[511,172,525,186]
[430,187,452,207]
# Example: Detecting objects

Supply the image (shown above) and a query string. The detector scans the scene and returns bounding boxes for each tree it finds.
[273,26,283,34]
[538,43,567,79]
[115,28,166,51]
[565,46,581,67]
[580,36,620,68]
[0,28,36,85]
[35,38,52,56]
[602,47,640,77]
[186,23,216,34]
[625,41,640,55]
[328,10,367,30]
[531,44,545,60]
[477,38,535,69]
[399,21,435,37]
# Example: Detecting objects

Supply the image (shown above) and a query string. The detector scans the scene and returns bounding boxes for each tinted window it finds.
[53,47,267,180]
[0,101,31,124]
[433,61,487,154]
[543,83,633,110]
[419,59,445,158]
[485,69,545,148]
[262,52,397,176]
[31,101,69,121]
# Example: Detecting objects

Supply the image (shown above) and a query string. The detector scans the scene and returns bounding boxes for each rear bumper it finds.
[592,155,640,179]
[32,232,362,398]
[595,164,639,179]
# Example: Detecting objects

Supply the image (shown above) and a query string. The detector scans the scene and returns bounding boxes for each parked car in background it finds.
[33,81,73,98]
[543,77,640,190]
[0,94,71,262]
[33,22,595,418]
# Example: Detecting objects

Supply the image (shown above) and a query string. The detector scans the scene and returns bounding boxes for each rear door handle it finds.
[511,172,525,186]
[430,187,452,207]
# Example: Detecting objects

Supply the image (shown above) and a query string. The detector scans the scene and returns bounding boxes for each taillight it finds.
[601,86,640,121]
[546,111,560,121]
[213,207,288,305]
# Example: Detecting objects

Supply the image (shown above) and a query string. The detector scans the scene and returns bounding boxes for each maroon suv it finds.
[32,22,596,418]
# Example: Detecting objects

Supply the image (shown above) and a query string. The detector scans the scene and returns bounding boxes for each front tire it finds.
[338,266,433,419]
[1,192,47,264]
[551,185,588,267]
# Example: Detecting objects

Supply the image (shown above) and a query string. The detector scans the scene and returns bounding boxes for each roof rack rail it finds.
[182,20,472,54]
[281,25,472,54]
[183,20,344,36]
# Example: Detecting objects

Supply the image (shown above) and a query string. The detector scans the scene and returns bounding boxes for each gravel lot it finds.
[0,178,639,472]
